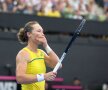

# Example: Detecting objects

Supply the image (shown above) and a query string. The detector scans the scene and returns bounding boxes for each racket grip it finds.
[53,61,61,72]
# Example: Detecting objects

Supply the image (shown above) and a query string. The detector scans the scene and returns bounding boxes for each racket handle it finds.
[53,61,61,72]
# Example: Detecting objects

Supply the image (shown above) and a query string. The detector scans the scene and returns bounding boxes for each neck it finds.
[27,41,38,53]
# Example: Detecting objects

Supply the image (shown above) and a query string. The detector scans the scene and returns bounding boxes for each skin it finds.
[16,23,60,84]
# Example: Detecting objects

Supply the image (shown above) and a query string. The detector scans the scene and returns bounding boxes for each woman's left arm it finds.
[38,33,62,68]
[44,45,60,68]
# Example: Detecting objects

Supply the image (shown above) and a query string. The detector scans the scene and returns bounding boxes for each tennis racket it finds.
[53,19,86,72]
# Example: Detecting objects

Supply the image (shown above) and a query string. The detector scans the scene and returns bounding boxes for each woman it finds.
[16,21,60,90]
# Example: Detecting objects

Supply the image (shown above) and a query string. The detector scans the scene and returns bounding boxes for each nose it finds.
[41,32,44,36]
[41,31,44,35]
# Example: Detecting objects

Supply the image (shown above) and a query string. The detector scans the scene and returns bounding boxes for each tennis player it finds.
[16,21,61,90]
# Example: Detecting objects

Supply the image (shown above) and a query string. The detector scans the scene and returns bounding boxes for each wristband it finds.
[45,45,52,54]
[37,74,44,82]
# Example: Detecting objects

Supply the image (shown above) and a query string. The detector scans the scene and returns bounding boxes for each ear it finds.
[27,32,31,38]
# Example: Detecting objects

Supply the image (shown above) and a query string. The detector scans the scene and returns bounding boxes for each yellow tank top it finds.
[21,47,46,90]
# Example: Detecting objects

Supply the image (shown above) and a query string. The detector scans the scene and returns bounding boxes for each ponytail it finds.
[17,28,28,44]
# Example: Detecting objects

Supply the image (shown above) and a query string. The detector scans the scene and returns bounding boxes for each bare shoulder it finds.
[16,49,30,63]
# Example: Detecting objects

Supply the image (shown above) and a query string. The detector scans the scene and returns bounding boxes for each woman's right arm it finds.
[16,50,57,84]
[16,50,39,84]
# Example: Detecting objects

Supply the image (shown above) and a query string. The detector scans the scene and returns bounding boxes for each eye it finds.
[37,29,43,33]
[37,30,41,32]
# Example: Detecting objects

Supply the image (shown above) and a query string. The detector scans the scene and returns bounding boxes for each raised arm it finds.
[44,45,60,68]
[38,33,62,68]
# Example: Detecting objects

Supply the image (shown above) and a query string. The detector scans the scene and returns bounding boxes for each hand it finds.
[44,71,57,81]
[37,34,48,47]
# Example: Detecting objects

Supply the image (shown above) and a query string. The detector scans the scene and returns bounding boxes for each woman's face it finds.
[27,23,44,44]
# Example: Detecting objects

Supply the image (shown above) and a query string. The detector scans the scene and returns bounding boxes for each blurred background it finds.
[0,0,108,90]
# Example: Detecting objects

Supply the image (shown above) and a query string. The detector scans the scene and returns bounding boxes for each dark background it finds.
[0,13,108,89]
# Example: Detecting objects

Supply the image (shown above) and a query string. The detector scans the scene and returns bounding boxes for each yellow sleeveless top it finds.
[21,47,46,90]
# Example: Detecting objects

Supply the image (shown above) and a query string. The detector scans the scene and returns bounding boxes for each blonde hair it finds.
[17,21,39,44]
